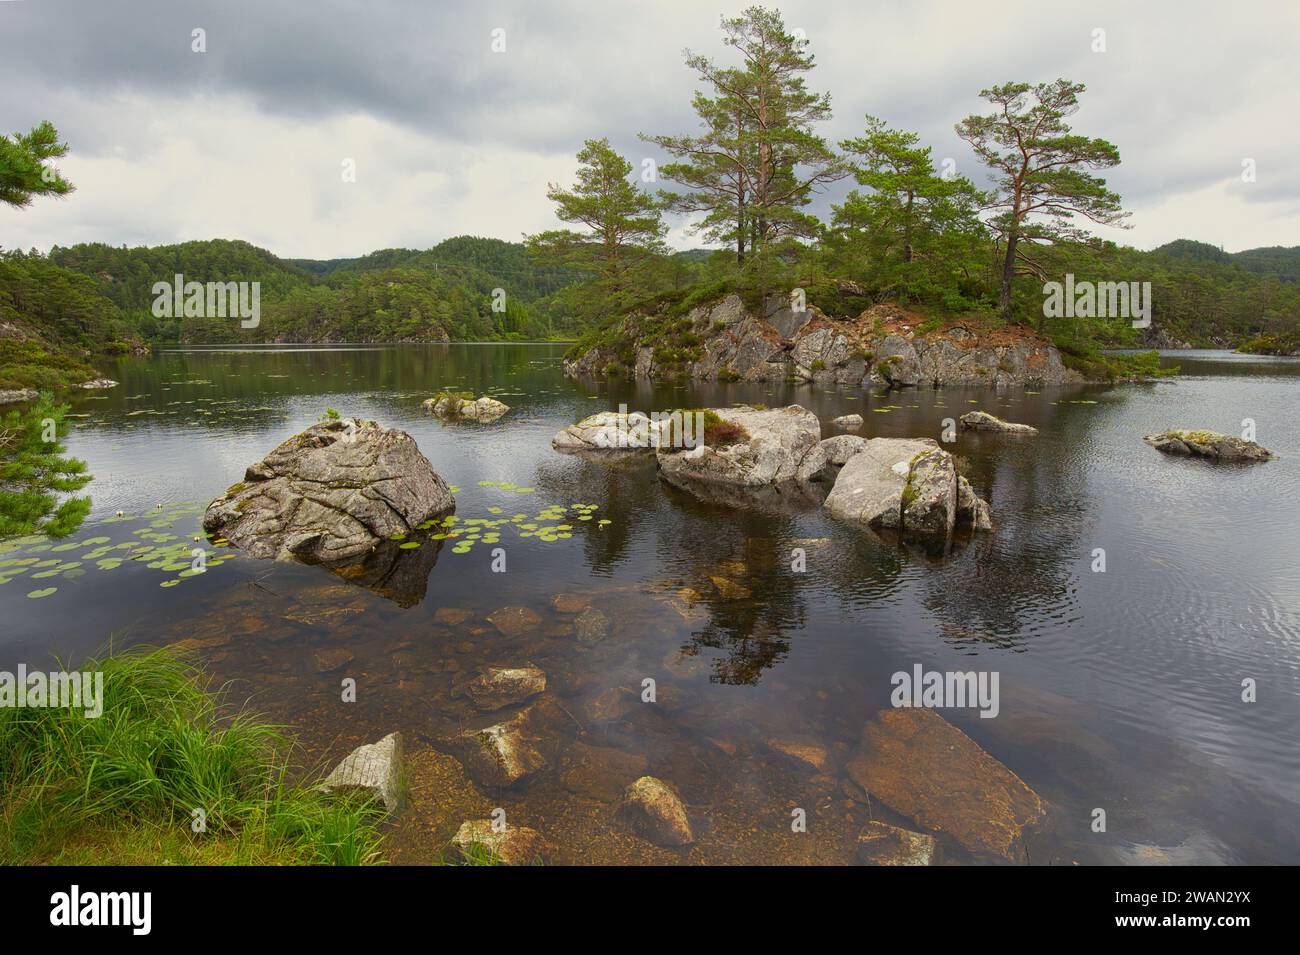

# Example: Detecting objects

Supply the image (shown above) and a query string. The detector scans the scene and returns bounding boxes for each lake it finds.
[3,344,1298,864]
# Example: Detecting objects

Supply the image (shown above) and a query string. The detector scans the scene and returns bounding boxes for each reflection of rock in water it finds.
[313,533,445,608]
[659,474,826,514]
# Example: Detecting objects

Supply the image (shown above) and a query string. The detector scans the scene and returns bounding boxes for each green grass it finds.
[0,645,387,865]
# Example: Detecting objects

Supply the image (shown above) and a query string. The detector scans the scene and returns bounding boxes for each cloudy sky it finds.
[2,0,1297,259]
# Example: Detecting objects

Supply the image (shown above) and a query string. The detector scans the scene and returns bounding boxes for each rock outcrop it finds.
[1143,430,1275,462]
[824,437,991,546]
[564,293,1078,390]
[424,393,510,422]
[321,732,403,813]
[655,405,826,491]
[620,776,694,847]
[960,411,1038,435]
[0,388,38,405]
[845,709,1045,862]
[202,418,454,563]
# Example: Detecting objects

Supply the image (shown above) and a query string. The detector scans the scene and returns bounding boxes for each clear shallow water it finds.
[2,345,1298,864]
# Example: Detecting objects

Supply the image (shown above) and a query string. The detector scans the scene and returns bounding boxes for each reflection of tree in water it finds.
[656,490,815,685]
[920,398,1104,650]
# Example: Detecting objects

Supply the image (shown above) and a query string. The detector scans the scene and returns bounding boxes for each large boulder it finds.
[960,410,1038,435]
[824,437,991,546]
[1143,430,1275,462]
[203,418,454,563]
[424,394,510,422]
[824,437,934,530]
[845,709,1045,862]
[655,405,827,490]
[203,418,453,563]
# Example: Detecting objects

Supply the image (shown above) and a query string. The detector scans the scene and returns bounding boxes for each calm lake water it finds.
[3,345,1298,864]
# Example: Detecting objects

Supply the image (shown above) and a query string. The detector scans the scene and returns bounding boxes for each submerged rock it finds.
[451,819,549,865]
[960,410,1038,435]
[824,437,991,547]
[486,605,543,637]
[766,736,835,774]
[424,394,510,422]
[437,706,548,788]
[1143,430,1275,462]
[856,821,938,866]
[845,709,1045,862]
[573,607,611,643]
[202,417,454,563]
[656,404,827,491]
[452,665,546,710]
[560,742,649,802]
[321,732,403,813]
[620,776,694,846]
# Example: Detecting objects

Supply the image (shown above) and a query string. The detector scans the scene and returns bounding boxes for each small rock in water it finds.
[620,776,694,846]
[437,706,548,788]
[452,665,546,710]
[856,820,938,866]
[767,736,835,774]
[321,732,403,813]
[486,605,544,637]
[573,607,611,643]
[424,394,510,422]
[583,686,639,723]
[451,819,549,865]
[960,410,1038,434]
[313,648,355,673]
[1143,429,1275,462]
[434,606,473,626]
[551,593,591,613]
[831,413,865,430]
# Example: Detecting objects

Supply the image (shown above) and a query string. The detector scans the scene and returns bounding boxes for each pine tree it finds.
[955,80,1129,321]
[0,394,91,539]
[0,121,75,210]
[525,138,665,299]
[646,6,847,281]
[831,116,988,306]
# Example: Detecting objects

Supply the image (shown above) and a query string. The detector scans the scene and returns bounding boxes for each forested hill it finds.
[1153,239,1300,284]
[39,235,589,344]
